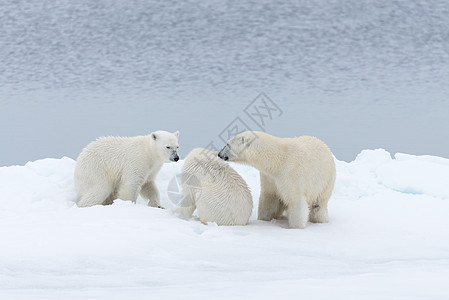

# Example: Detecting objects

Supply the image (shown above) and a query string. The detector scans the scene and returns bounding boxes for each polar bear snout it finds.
[170,153,180,162]
[218,147,229,161]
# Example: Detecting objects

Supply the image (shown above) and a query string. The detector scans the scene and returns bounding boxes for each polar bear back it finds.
[75,136,152,186]
[284,135,336,199]
[180,148,253,226]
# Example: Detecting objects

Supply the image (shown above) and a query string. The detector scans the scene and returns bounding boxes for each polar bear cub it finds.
[218,131,336,229]
[74,130,179,208]
[176,148,253,226]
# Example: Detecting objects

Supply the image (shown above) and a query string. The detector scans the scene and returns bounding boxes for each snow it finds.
[1,150,448,299]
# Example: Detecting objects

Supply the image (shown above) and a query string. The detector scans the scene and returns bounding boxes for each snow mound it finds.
[0,157,77,213]
[378,153,449,199]
[335,149,449,200]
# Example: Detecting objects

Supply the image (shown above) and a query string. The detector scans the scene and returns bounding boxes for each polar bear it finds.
[74,130,180,208]
[218,131,335,229]
[175,148,252,226]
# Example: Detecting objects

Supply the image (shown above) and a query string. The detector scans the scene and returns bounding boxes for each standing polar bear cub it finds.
[176,148,252,226]
[218,131,336,229]
[74,130,180,208]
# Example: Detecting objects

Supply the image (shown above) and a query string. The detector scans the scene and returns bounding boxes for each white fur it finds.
[74,130,179,208]
[219,131,336,229]
[176,148,252,226]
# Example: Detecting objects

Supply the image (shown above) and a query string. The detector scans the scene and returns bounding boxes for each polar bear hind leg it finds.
[309,200,329,223]
[77,186,113,208]
[309,190,331,223]
[286,193,309,229]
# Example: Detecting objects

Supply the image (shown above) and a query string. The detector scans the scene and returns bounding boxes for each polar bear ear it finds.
[151,133,157,141]
[241,136,246,144]
[173,131,179,137]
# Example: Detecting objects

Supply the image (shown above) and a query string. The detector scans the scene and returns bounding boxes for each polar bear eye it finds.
[166,146,170,149]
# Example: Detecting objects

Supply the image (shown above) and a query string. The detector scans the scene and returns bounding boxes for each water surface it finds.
[1,0,448,166]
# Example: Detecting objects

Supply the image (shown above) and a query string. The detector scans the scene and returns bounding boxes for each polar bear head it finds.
[218,131,260,163]
[151,130,180,162]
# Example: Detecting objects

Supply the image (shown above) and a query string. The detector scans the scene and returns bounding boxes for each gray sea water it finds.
[1,0,449,166]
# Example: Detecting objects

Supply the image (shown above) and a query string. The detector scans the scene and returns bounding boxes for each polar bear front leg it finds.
[258,173,283,221]
[117,173,144,203]
[174,184,196,217]
[286,193,309,229]
[117,181,141,203]
[140,180,161,208]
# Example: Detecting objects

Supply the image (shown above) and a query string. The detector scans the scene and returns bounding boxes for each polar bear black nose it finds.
[174,156,179,162]
[218,151,228,161]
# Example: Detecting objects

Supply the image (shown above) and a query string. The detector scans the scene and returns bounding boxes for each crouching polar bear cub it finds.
[175,148,252,226]
[74,130,180,208]
[218,131,336,229]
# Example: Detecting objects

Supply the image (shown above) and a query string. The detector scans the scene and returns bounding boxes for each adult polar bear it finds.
[176,148,252,226]
[74,130,180,208]
[218,131,335,229]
